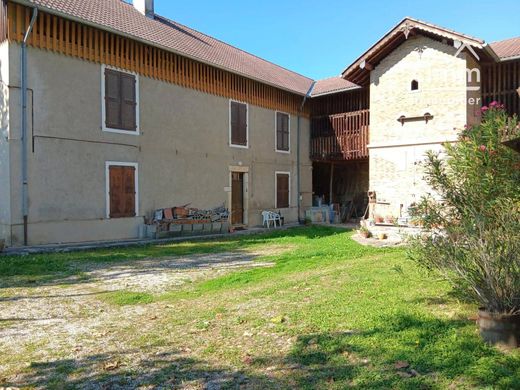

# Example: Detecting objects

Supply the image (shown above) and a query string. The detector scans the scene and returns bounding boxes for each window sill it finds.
[275,149,290,154]
[230,143,249,149]
[103,127,140,136]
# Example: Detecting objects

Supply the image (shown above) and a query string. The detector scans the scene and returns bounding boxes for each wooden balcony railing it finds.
[310,109,369,161]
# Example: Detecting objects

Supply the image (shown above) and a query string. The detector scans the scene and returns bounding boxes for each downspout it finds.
[297,81,315,224]
[20,7,38,246]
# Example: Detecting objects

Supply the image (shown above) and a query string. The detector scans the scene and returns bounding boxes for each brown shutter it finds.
[230,101,240,144]
[121,73,137,131]
[105,69,121,129]
[109,166,136,218]
[123,166,136,217]
[109,166,124,218]
[238,103,247,145]
[231,101,247,146]
[276,113,289,151]
[276,112,283,150]
[282,114,289,150]
[276,174,289,208]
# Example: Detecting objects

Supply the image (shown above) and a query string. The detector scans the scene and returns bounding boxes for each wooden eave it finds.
[341,17,497,86]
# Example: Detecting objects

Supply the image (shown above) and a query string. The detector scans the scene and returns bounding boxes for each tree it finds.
[409,103,520,314]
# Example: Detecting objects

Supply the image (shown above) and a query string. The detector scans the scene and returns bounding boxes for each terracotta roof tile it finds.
[311,77,360,96]
[22,0,314,94]
[490,37,520,60]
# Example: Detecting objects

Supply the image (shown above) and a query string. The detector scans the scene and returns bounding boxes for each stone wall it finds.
[368,35,479,218]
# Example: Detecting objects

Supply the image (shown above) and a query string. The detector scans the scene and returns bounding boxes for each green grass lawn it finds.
[1,226,519,389]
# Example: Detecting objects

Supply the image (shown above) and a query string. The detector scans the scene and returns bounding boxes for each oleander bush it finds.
[409,103,520,314]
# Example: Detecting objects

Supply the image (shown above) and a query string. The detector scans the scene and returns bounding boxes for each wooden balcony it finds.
[310,109,369,161]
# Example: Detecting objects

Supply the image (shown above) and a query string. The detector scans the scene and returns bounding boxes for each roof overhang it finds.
[341,17,500,86]
[311,85,363,98]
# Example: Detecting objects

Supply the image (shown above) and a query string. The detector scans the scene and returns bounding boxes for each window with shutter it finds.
[103,67,138,133]
[275,172,290,209]
[107,164,137,218]
[230,100,248,147]
[276,112,290,152]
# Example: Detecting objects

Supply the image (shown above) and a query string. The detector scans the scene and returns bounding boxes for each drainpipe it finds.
[297,81,315,224]
[20,7,38,246]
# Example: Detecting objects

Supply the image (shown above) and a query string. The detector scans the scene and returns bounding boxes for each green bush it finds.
[409,104,520,314]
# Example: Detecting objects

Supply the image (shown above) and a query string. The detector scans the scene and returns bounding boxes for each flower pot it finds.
[478,308,520,348]
[378,233,388,240]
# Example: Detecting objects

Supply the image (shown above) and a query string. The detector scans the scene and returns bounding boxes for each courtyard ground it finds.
[0,226,519,389]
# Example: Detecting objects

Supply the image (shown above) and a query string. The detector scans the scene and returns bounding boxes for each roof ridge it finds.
[403,16,485,44]
[316,75,344,81]
[490,36,520,44]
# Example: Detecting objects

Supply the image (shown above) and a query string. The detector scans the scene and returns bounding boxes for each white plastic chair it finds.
[262,211,281,228]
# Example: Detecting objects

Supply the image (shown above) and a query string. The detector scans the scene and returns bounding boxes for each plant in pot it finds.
[374,215,384,224]
[385,215,396,225]
[358,226,372,238]
[408,103,520,348]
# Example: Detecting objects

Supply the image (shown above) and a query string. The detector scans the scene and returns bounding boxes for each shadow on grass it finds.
[0,226,347,289]
[251,313,520,389]
[5,313,519,389]
[5,348,289,390]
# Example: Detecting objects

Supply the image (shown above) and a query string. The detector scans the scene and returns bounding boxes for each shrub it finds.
[359,225,372,238]
[409,104,520,314]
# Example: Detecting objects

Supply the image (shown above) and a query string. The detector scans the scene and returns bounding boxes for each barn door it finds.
[231,172,244,225]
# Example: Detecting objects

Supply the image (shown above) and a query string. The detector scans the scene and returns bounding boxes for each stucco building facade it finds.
[0,1,519,246]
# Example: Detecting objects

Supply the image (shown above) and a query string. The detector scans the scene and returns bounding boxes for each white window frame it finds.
[105,161,139,219]
[275,111,291,153]
[229,99,249,149]
[101,64,140,135]
[275,171,291,209]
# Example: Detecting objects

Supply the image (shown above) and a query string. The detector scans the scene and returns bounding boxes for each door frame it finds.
[228,165,249,226]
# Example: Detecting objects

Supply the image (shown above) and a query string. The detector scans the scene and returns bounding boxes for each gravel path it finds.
[0,247,282,388]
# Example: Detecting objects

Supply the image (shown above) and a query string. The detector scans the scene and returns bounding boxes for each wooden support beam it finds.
[359,60,374,71]
[329,162,334,204]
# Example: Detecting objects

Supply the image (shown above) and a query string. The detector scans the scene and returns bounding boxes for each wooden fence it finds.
[310,109,369,161]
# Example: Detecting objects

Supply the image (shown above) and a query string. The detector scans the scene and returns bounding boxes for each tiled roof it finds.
[490,37,520,60]
[19,0,314,95]
[311,77,360,96]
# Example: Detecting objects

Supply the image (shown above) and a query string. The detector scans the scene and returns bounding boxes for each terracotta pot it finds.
[359,231,371,239]
[478,308,520,348]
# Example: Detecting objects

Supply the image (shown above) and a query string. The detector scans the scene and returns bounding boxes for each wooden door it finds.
[231,172,244,225]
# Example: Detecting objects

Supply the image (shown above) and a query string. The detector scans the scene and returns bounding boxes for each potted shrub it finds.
[409,104,520,347]
[378,232,388,240]
[374,215,384,224]
[358,226,372,238]
[385,215,396,224]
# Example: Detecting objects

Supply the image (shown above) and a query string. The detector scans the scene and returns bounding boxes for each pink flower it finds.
[481,106,489,112]
[479,145,487,152]
[489,101,498,108]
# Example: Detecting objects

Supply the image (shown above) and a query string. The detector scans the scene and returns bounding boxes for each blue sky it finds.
[153,0,520,80]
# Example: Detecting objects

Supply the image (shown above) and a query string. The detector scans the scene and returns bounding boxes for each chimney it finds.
[134,0,154,18]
